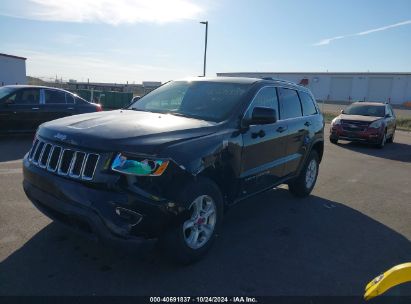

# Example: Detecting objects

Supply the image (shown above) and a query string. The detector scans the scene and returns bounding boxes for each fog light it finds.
[115,207,143,226]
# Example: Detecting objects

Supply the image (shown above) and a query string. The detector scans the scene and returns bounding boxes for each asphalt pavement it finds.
[1,126,411,296]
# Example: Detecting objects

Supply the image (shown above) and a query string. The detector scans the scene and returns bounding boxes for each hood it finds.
[38,110,218,154]
[339,114,383,123]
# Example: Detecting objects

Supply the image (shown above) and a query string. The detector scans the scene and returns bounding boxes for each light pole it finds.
[200,21,208,77]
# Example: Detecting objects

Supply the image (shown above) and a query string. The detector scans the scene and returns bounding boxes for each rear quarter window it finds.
[66,93,75,104]
[299,91,317,116]
[75,97,88,104]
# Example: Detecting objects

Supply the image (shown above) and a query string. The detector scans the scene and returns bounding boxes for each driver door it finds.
[240,86,289,197]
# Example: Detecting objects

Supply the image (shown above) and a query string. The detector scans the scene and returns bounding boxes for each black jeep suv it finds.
[23,77,324,263]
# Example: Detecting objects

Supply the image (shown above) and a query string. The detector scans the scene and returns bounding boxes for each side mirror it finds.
[385,113,391,118]
[247,107,277,125]
[340,109,344,114]
[3,99,13,105]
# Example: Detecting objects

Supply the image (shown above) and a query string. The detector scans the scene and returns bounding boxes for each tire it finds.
[288,150,319,197]
[387,129,395,143]
[376,130,387,149]
[330,136,338,144]
[162,177,223,265]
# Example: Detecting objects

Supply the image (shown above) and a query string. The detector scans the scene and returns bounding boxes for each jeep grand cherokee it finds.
[23,77,324,263]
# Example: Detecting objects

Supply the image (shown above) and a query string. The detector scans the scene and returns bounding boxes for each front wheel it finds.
[162,178,223,264]
[288,150,319,197]
[330,136,338,144]
[376,131,387,149]
[386,129,395,143]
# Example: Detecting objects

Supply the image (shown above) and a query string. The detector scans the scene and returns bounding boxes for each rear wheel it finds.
[288,150,319,197]
[162,178,223,264]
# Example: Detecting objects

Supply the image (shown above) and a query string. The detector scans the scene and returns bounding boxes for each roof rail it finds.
[260,77,299,86]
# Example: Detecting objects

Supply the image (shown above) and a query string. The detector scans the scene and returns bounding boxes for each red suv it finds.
[330,102,396,148]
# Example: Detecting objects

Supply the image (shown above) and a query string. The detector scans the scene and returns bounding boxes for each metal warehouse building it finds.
[0,53,27,86]
[217,72,411,105]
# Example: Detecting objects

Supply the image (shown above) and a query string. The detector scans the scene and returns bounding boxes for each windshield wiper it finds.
[130,108,164,114]
[168,112,209,121]
[168,112,193,118]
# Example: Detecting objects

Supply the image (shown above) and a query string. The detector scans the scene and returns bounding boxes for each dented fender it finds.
[161,129,243,177]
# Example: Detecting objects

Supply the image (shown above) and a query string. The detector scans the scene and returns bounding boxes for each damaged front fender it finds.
[116,128,243,210]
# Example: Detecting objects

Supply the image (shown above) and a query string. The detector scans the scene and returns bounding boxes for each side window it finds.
[299,91,317,116]
[278,88,302,119]
[66,93,75,104]
[76,97,87,104]
[44,90,66,104]
[9,89,40,105]
[246,87,278,119]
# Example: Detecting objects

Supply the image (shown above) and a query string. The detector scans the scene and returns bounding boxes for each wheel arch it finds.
[311,139,324,163]
[197,164,238,206]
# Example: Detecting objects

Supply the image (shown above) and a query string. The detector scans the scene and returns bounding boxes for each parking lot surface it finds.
[1,126,411,296]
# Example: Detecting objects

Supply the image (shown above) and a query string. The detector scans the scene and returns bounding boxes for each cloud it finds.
[14,49,181,83]
[1,0,204,25]
[313,20,411,46]
[313,35,345,46]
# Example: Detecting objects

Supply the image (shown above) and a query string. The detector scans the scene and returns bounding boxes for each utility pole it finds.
[200,21,208,77]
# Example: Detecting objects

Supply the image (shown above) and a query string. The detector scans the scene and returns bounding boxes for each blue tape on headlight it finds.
[111,153,169,176]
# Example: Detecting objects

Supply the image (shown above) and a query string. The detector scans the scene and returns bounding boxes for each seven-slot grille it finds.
[28,138,100,181]
[341,120,370,132]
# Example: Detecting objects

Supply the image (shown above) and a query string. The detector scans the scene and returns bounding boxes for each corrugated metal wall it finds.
[217,72,411,105]
[0,56,27,85]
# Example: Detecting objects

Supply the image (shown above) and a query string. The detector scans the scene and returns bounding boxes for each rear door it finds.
[0,88,41,132]
[240,86,289,196]
[278,88,309,176]
[40,89,76,124]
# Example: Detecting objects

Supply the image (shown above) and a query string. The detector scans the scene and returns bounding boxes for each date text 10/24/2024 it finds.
[149,297,258,303]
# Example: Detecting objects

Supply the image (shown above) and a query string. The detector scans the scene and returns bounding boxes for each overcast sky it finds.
[0,0,410,83]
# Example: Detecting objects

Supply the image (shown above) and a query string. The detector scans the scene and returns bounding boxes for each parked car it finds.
[22,77,324,263]
[0,85,102,133]
[330,102,396,148]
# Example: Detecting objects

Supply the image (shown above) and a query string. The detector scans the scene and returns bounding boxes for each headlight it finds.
[111,153,169,176]
[331,118,341,125]
[369,120,383,129]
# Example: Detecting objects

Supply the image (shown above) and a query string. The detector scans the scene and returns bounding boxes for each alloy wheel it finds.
[305,159,318,189]
[183,195,217,250]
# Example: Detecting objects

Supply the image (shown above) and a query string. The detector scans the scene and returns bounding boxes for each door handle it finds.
[304,121,311,127]
[67,107,74,110]
[276,126,287,133]
[32,107,39,110]
[252,129,265,138]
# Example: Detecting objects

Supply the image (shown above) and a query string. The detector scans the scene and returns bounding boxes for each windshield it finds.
[129,81,251,122]
[344,104,385,117]
[0,87,17,100]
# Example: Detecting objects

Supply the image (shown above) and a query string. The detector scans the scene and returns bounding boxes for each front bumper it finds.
[330,125,382,143]
[22,155,178,245]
